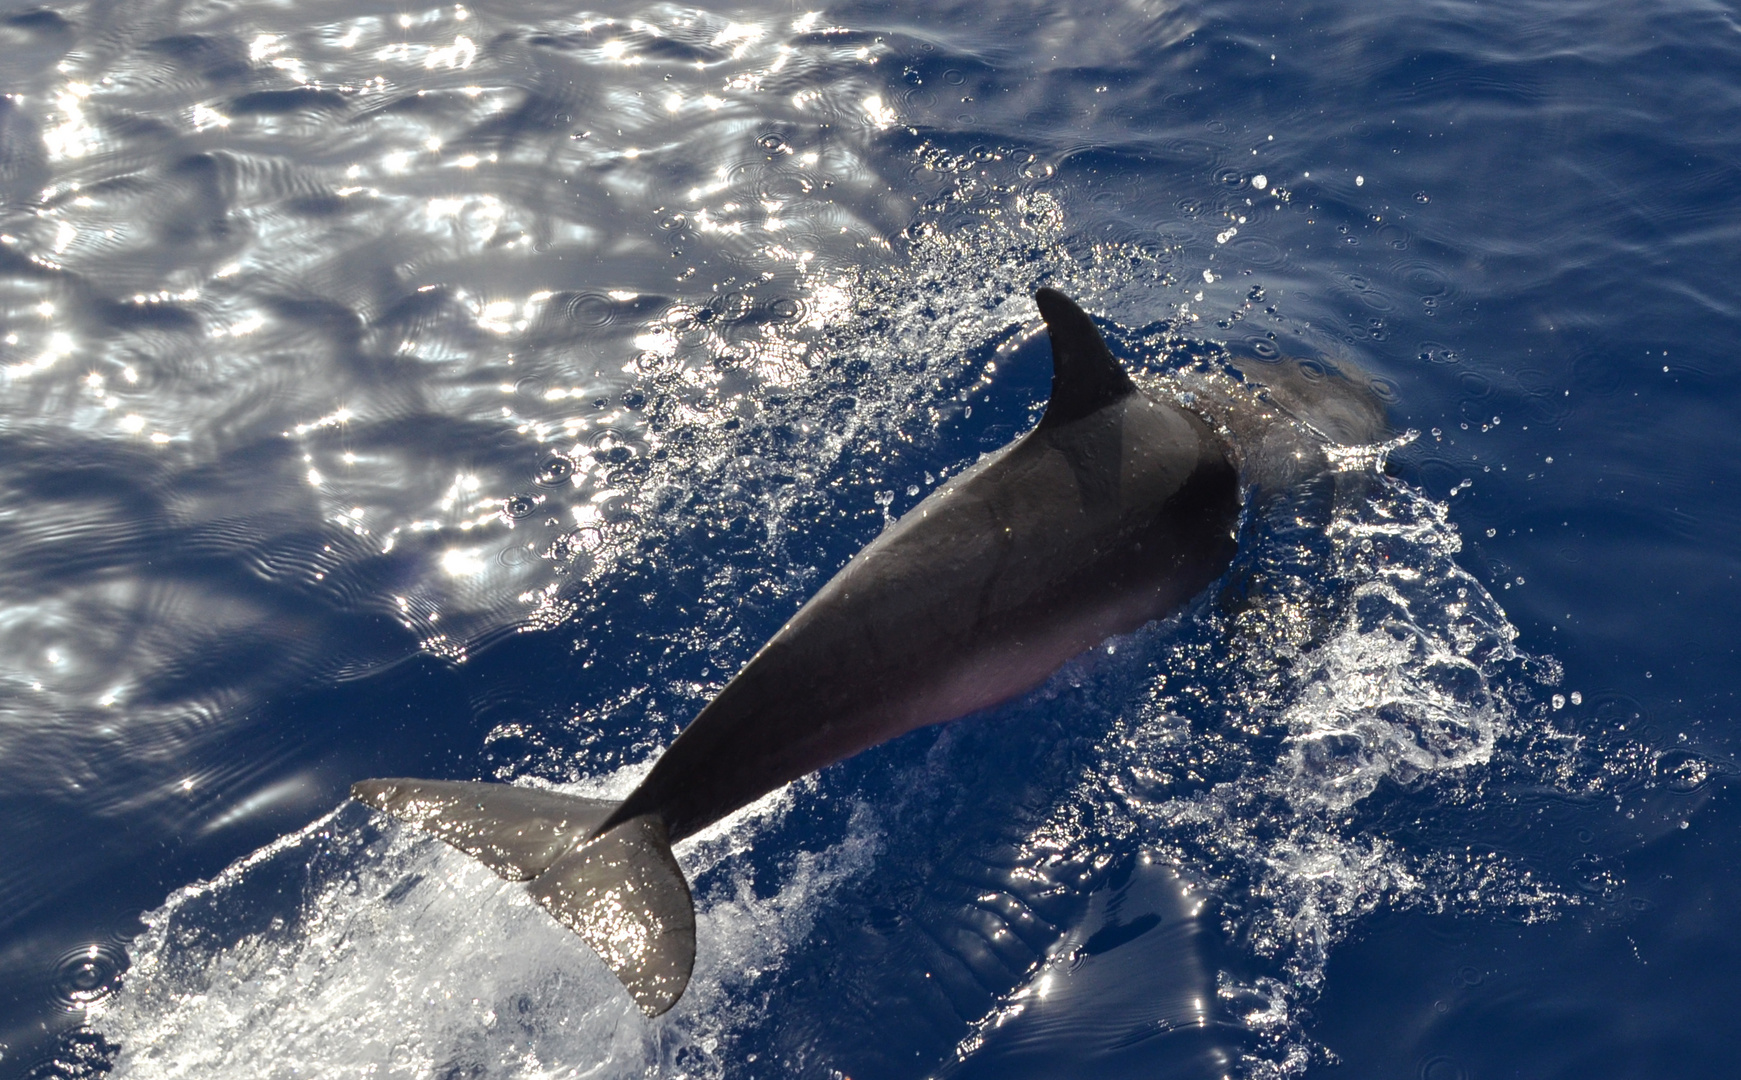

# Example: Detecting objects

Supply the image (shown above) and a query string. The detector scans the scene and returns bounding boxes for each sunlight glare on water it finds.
[0,0,904,809]
[92,213,1576,1076]
[1,0,1732,1075]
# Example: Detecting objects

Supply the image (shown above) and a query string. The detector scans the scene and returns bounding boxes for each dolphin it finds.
[351,288,1385,1016]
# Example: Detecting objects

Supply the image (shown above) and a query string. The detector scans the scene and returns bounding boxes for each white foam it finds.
[96,174,1563,1080]
[1043,471,1554,1078]
[98,779,881,1078]
[1280,575,1505,811]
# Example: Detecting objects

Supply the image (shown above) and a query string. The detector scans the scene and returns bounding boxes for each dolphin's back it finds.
[619,392,1239,842]
[345,289,1348,1020]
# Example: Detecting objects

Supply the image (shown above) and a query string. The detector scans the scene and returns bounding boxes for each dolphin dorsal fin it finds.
[1034,288,1137,428]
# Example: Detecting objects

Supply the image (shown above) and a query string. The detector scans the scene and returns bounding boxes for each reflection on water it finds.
[0,1,909,841]
[0,0,1730,1075]
[0,3,935,1067]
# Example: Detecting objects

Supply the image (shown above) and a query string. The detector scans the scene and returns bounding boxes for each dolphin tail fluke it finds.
[350,779,695,1017]
[527,812,695,1016]
[350,777,617,879]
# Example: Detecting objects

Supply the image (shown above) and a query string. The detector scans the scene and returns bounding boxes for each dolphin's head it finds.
[1223,351,1389,447]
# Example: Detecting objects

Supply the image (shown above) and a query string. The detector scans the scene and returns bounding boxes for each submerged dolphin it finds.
[352,288,1384,1016]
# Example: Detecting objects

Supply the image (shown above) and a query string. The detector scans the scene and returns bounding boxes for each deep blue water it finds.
[1,0,1737,1075]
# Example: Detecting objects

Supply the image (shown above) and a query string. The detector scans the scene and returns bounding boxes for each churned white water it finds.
[95,432,1571,1080]
[101,770,884,1079]
[8,2,1606,1068]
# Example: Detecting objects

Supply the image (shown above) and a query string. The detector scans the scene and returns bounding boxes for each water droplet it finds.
[566,294,615,327]
[1655,748,1710,793]
[504,494,537,518]
[535,455,574,485]
[52,942,127,1010]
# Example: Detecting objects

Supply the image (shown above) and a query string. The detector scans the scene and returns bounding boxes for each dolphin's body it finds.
[352,289,1385,1016]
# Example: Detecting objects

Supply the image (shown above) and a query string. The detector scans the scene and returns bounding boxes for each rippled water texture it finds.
[2,0,1738,1076]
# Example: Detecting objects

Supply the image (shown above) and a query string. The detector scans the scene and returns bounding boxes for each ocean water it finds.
[1,0,1737,1075]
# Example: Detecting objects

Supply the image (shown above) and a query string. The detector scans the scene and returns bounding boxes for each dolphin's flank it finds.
[351,288,1375,1017]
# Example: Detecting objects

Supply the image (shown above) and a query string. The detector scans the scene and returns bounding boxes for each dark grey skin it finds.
[604,289,1240,842]
[352,288,1384,1017]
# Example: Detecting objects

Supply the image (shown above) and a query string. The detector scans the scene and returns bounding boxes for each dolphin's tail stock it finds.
[350,779,695,1016]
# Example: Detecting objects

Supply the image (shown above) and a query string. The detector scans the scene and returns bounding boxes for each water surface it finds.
[1,0,1737,1076]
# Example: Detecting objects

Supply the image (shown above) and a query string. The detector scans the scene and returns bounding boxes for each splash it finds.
[99,777,882,1079]
[1002,457,1568,1077]
[90,139,1586,1080]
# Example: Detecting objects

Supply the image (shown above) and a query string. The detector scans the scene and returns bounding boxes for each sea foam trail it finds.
[99,775,882,1079]
[93,469,1566,1080]
[97,191,1575,1080]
